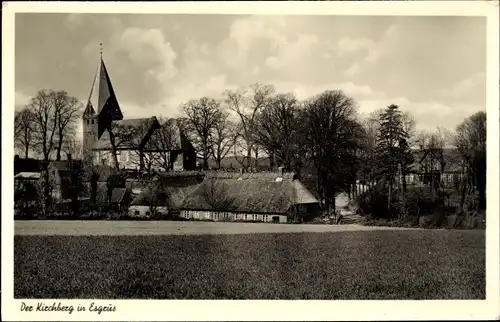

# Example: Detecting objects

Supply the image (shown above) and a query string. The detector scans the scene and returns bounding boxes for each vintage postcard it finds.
[2,1,499,321]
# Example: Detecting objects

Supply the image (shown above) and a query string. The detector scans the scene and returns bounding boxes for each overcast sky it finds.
[15,13,486,134]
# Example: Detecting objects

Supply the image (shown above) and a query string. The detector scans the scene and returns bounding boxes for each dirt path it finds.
[15,220,418,236]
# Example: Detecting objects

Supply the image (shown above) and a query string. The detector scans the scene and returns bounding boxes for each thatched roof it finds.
[129,173,204,209]
[96,184,130,204]
[204,171,296,180]
[156,170,205,178]
[181,173,318,214]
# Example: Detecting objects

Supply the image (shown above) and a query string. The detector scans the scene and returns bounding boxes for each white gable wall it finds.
[94,150,182,172]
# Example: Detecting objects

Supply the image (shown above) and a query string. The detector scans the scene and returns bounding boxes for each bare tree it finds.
[63,138,83,160]
[415,128,450,200]
[53,91,82,161]
[253,93,303,172]
[147,179,171,218]
[142,118,180,172]
[29,90,59,162]
[359,115,379,189]
[224,83,275,170]
[15,108,35,158]
[182,97,223,170]
[454,111,486,210]
[304,90,362,215]
[211,111,235,169]
[28,90,60,215]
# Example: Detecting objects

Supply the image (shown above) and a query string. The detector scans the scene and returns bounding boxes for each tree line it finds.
[15,84,486,219]
[176,83,485,217]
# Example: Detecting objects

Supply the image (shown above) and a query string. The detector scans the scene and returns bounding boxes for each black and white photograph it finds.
[3,1,499,321]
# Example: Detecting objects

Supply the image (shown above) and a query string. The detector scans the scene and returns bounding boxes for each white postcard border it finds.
[2,1,499,321]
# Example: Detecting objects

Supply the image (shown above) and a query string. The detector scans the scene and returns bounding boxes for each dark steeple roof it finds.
[86,57,123,138]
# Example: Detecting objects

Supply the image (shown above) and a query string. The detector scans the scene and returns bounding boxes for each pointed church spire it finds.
[85,43,124,139]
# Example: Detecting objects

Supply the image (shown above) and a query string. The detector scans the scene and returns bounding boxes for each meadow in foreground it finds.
[14,230,485,299]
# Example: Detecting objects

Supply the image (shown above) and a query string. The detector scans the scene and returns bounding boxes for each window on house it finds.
[134,211,140,216]
[87,120,90,125]
[91,120,94,125]
[118,151,128,163]
[145,211,151,217]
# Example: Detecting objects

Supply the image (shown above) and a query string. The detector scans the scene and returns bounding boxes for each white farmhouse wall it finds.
[180,210,287,223]
[94,150,176,171]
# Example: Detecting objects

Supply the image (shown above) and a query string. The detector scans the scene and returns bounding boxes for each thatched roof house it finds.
[128,171,205,218]
[180,170,320,223]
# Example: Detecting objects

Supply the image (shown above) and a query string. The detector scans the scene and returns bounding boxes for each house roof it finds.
[129,174,204,209]
[96,184,130,204]
[156,170,206,178]
[204,171,296,180]
[181,174,318,214]
[14,157,41,175]
[93,116,160,150]
[14,172,41,179]
[111,188,128,204]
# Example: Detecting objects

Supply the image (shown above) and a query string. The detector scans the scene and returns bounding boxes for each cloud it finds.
[357,96,483,132]
[265,34,321,70]
[273,81,386,101]
[338,24,399,75]
[15,90,32,109]
[65,13,84,26]
[440,72,486,99]
[110,27,178,83]
[337,37,376,56]
[344,63,361,77]
[217,16,288,70]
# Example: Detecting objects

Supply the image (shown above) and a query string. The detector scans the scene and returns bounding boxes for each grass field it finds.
[14,230,485,299]
[14,220,416,236]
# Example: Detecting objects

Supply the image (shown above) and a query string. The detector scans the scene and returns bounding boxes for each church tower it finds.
[82,99,98,163]
[81,44,124,163]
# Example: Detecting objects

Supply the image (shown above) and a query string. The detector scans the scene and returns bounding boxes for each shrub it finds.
[356,185,403,219]
[356,185,445,220]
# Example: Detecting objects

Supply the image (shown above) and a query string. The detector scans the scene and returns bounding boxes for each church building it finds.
[82,54,196,172]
